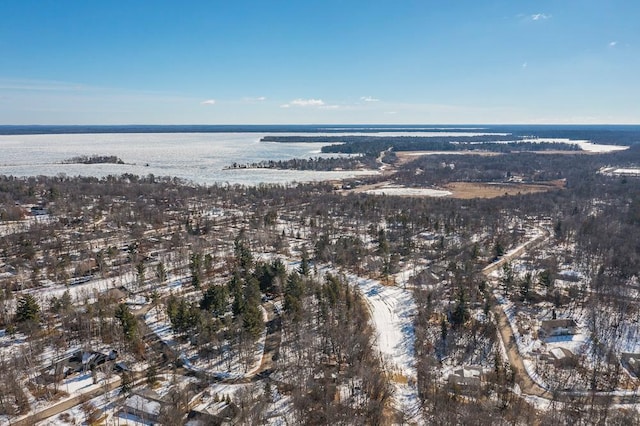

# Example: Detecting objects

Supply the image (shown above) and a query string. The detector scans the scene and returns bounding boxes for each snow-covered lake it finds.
[0,132,376,186]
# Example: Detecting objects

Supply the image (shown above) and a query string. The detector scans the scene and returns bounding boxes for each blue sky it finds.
[1,0,638,124]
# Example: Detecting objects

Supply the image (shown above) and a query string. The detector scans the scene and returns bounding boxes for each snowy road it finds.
[348,274,422,422]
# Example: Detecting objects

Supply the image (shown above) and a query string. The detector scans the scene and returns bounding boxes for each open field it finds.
[394,150,500,165]
[445,179,566,199]
[348,179,565,199]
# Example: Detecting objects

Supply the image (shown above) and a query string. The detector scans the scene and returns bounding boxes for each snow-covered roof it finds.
[456,367,482,378]
[549,348,566,360]
[124,394,161,416]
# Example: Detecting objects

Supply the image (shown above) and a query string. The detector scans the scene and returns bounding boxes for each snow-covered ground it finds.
[346,271,422,422]
[364,185,452,197]
[600,166,640,176]
[482,138,629,153]
[144,303,267,380]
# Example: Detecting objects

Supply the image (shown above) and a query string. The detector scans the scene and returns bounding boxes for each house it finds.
[546,347,576,367]
[187,403,239,426]
[67,349,117,373]
[448,366,483,386]
[539,319,578,338]
[621,353,640,376]
[122,394,162,423]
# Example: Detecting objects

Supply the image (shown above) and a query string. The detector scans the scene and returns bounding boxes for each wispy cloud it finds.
[319,104,340,110]
[609,41,618,47]
[530,13,551,21]
[522,62,528,68]
[0,78,95,92]
[384,111,397,115]
[281,98,326,108]
[243,96,267,102]
[360,96,380,102]
[201,99,216,105]
[290,98,325,107]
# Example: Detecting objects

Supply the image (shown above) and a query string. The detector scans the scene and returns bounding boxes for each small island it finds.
[62,154,125,165]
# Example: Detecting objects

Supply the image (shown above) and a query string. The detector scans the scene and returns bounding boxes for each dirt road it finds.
[12,377,123,426]
[484,227,640,405]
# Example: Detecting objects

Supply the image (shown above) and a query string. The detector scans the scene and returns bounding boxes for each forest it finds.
[1,140,640,424]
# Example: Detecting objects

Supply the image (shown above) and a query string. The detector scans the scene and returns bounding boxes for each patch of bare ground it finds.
[395,150,499,165]
[445,179,566,199]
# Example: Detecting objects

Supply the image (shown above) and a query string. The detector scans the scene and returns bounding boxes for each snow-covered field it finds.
[475,138,629,153]
[364,185,452,197]
[520,138,629,153]
[600,166,640,176]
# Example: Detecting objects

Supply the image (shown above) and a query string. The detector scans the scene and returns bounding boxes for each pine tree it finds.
[298,246,310,276]
[190,252,203,288]
[16,294,40,324]
[200,285,229,317]
[156,262,167,283]
[114,303,137,341]
[242,302,264,338]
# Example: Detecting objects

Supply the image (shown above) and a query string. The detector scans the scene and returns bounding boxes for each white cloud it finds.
[522,62,528,68]
[201,99,216,105]
[319,104,340,110]
[361,96,380,102]
[609,41,618,47]
[530,13,551,21]
[384,111,398,115]
[280,104,290,108]
[244,96,266,102]
[290,98,325,107]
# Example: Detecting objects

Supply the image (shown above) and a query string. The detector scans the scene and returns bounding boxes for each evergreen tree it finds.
[450,288,470,327]
[114,303,137,341]
[538,269,554,289]
[242,302,264,338]
[494,240,505,260]
[190,252,203,288]
[234,233,253,273]
[156,262,167,283]
[200,285,229,317]
[520,272,533,301]
[501,263,514,297]
[16,294,40,324]
[136,260,145,288]
[298,246,311,276]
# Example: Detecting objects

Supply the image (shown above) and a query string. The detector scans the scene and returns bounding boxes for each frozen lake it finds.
[0,132,376,185]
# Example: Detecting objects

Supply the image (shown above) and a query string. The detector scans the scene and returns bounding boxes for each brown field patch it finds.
[395,150,499,165]
[445,180,565,199]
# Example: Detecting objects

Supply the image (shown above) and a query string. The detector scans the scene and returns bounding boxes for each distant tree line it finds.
[62,155,125,164]
[227,155,377,171]
[261,135,581,155]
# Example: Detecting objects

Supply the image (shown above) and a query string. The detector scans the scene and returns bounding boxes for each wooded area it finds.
[2,138,640,423]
